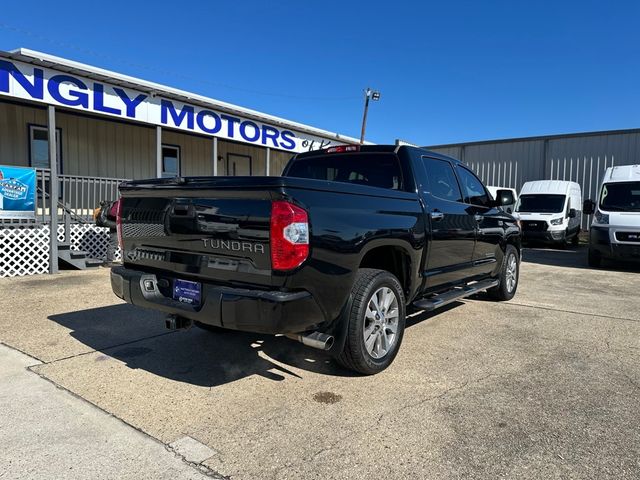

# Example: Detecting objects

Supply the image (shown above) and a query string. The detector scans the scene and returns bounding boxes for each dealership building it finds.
[0,48,361,277]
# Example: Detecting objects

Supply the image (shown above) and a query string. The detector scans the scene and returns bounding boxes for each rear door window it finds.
[422,158,463,203]
[286,153,402,190]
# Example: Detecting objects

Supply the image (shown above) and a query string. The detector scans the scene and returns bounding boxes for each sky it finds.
[1,1,639,146]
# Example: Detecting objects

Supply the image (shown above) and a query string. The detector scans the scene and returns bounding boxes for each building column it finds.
[213,137,218,176]
[265,147,270,176]
[156,126,162,178]
[48,105,59,274]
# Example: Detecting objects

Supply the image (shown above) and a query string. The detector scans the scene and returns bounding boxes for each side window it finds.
[162,145,180,178]
[29,125,62,172]
[457,166,491,207]
[423,158,463,203]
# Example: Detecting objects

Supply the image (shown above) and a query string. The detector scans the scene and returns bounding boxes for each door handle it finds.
[474,214,483,222]
[431,211,445,221]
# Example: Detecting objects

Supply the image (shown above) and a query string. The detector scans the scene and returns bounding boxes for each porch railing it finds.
[1,169,129,225]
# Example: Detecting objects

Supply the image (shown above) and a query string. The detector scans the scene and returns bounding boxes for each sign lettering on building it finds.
[0,59,346,153]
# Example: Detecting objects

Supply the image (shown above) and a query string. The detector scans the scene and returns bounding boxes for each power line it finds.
[0,22,361,101]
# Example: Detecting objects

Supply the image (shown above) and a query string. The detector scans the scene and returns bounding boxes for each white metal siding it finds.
[429,130,640,229]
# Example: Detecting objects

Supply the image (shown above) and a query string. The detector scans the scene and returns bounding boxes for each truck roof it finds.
[603,164,640,183]
[294,145,463,165]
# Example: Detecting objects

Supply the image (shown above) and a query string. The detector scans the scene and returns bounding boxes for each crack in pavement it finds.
[476,300,640,324]
[272,371,516,480]
[20,351,226,480]
[0,341,43,365]
[164,443,229,480]
[377,371,518,424]
[34,330,177,366]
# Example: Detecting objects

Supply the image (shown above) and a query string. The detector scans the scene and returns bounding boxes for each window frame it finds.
[456,165,492,208]
[161,144,181,178]
[28,124,63,173]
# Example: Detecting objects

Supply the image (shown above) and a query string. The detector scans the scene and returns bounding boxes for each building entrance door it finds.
[227,154,252,176]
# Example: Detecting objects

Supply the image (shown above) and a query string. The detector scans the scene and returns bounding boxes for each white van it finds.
[583,164,640,266]
[515,180,582,245]
[486,186,518,214]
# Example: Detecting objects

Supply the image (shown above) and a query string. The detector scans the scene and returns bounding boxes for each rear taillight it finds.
[326,145,360,154]
[270,200,309,271]
[115,198,123,250]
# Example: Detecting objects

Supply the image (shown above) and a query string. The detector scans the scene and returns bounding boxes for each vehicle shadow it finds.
[48,301,460,387]
[522,244,640,272]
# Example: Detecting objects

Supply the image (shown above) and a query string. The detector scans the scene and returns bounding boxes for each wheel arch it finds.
[357,240,418,300]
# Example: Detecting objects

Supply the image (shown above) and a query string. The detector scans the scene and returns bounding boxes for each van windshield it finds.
[600,182,640,211]
[516,194,566,213]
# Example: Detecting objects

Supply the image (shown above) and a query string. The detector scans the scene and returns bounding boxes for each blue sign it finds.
[173,279,201,306]
[0,166,36,219]
[0,59,347,153]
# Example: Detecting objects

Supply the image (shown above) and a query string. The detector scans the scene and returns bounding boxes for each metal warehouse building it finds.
[0,48,361,277]
[426,129,640,228]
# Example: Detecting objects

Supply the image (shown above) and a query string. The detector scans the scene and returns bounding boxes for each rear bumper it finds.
[110,266,326,334]
[589,227,640,261]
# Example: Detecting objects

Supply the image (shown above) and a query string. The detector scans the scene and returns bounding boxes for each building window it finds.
[29,125,62,172]
[162,145,180,177]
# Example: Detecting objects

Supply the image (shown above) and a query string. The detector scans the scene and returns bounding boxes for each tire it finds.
[588,248,602,268]
[488,245,519,301]
[336,269,406,375]
[571,231,580,246]
[559,234,569,249]
[194,321,227,333]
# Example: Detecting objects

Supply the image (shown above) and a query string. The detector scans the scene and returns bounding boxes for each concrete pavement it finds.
[0,246,638,479]
[0,344,217,479]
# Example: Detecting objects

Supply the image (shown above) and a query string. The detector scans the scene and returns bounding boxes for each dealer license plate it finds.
[173,279,201,306]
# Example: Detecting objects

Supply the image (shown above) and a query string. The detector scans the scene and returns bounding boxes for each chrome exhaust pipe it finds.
[285,331,334,351]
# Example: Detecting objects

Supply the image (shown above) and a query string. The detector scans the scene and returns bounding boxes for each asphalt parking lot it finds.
[1,246,638,479]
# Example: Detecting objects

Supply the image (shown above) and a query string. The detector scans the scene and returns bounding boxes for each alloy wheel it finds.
[363,287,399,359]
[505,253,518,293]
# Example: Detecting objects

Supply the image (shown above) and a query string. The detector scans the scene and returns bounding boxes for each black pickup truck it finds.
[111,145,521,374]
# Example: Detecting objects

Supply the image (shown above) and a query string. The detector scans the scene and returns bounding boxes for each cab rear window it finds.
[286,153,402,190]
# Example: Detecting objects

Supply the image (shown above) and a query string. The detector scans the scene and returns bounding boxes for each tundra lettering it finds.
[201,238,265,254]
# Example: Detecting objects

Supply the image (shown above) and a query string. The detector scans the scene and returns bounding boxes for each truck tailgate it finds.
[119,184,276,288]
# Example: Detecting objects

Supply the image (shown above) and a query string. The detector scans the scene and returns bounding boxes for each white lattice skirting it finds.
[1,223,121,278]
[0,225,50,277]
[57,224,121,262]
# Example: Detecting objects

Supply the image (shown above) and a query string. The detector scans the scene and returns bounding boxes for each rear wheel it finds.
[488,245,519,301]
[588,248,602,268]
[336,269,406,375]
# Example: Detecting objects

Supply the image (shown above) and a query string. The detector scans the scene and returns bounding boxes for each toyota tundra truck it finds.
[111,145,521,374]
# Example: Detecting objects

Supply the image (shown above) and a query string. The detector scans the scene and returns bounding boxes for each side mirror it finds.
[495,189,515,208]
[583,199,595,215]
[568,208,577,218]
[506,207,513,214]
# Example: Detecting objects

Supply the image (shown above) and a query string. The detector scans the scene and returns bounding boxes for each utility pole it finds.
[359,87,380,144]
